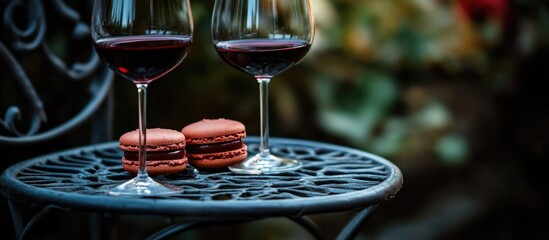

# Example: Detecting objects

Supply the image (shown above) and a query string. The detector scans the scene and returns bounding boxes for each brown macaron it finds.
[119,128,187,175]
[182,118,247,170]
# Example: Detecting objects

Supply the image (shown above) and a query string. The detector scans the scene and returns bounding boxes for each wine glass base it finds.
[107,176,181,196]
[229,153,302,175]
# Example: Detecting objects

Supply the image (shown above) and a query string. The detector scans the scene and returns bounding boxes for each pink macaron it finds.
[182,118,247,170]
[119,128,188,175]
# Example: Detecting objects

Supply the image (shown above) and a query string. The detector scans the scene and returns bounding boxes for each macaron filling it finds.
[186,139,243,154]
[124,149,185,161]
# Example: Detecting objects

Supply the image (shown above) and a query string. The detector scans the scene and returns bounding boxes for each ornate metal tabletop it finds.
[1,136,402,239]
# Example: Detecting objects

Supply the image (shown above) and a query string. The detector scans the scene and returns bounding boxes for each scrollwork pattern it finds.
[0,0,112,144]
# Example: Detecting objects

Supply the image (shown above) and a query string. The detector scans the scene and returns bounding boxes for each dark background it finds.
[1,0,548,239]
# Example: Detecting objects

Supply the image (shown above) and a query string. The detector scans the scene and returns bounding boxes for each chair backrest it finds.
[0,0,113,146]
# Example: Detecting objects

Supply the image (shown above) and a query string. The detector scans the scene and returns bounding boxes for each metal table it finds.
[0,136,403,239]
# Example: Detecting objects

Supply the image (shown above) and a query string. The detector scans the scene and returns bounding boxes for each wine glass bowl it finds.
[214,39,311,77]
[94,36,191,84]
[91,0,193,195]
[212,0,314,174]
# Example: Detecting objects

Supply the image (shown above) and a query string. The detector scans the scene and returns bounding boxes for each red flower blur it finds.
[457,0,509,25]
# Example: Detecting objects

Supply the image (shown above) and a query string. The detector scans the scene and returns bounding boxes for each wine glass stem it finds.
[136,83,150,180]
[257,77,271,159]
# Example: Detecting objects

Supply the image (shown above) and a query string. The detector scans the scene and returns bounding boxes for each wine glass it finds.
[212,0,314,174]
[91,0,193,195]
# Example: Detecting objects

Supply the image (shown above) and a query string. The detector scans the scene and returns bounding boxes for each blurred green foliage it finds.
[113,0,549,172]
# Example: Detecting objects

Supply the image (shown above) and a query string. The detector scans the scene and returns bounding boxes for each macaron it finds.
[182,118,247,170]
[119,128,187,175]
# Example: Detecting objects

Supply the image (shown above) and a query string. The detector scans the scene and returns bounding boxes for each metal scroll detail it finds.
[0,0,113,145]
[13,139,398,201]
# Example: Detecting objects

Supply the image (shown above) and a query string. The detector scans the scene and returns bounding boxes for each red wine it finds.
[215,39,310,77]
[94,36,192,83]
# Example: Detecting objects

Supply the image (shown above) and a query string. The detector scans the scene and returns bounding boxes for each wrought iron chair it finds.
[0,0,113,146]
[1,0,113,239]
